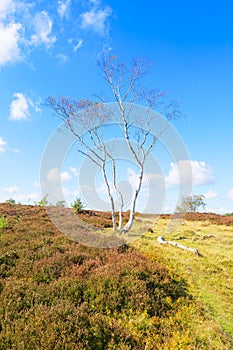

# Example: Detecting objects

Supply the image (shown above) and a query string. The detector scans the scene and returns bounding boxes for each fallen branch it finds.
[157,236,199,256]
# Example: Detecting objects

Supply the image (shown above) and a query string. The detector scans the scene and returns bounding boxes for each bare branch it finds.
[47,52,182,233]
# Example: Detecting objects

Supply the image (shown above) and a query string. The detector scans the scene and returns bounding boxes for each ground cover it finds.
[0,204,232,349]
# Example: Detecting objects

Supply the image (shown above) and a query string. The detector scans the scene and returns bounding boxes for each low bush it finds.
[0,217,8,229]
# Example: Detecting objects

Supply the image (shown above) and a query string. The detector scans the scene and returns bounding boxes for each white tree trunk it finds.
[121,167,143,232]
[102,165,117,231]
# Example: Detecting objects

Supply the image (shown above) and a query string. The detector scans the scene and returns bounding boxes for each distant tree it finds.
[72,198,85,214]
[56,200,66,207]
[5,198,16,204]
[177,195,206,213]
[47,53,180,232]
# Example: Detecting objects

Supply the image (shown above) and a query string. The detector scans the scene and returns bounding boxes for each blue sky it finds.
[1,0,233,213]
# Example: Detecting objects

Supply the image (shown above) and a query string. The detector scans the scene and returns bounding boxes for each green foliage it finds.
[35,194,49,207]
[0,217,8,229]
[5,198,15,204]
[225,212,233,216]
[72,197,85,213]
[176,194,206,212]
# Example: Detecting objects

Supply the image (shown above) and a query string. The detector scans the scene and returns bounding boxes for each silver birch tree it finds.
[47,54,180,232]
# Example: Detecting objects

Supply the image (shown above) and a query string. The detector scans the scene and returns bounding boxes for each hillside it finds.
[0,204,233,349]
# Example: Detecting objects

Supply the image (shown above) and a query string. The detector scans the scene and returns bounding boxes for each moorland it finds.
[0,203,233,349]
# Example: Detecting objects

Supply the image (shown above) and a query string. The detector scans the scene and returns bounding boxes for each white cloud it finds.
[74,39,83,52]
[0,1,113,69]
[57,53,69,64]
[97,180,115,196]
[0,136,19,154]
[47,167,72,184]
[0,0,15,19]
[80,6,112,35]
[204,190,219,200]
[69,166,79,176]
[31,11,56,48]
[14,192,39,203]
[126,167,164,193]
[1,185,40,203]
[9,92,30,121]
[61,171,72,182]
[89,0,101,6]
[126,167,139,189]
[166,160,214,188]
[208,207,229,215]
[0,137,7,153]
[3,185,21,194]
[227,188,233,200]
[61,186,80,199]
[57,0,71,19]
[0,22,22,67]
[9,92,41,121]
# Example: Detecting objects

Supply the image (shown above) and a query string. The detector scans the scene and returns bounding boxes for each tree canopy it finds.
[177,195,206,213]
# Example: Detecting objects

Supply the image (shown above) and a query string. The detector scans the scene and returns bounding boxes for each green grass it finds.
[132,217,233,346]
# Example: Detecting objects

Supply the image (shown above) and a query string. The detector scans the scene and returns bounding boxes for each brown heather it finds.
[0,204,232,349]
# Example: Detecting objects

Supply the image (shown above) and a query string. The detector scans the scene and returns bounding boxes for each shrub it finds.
[5,199,15,204]
[55,200,66,207]
[35,194,49,207]
[72,198,85,213]
[0,251,19,277]
[0,217,8,229]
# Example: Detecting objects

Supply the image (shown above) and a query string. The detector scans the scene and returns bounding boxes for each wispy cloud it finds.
[57,0,71,19]
[204,190,219,200]
[80,6,112,35]
[1,185,39,203]
[89,0,101,6]
[227,188,233,200]
[0,136,19,154]
[73,38,83,52]
[30,11,56,48]
[3,185,21,194]
[0,0,113,68]
[69,166,79,177]
[0,137,8,153]
[57,53,69,64]
[0,0,15,20]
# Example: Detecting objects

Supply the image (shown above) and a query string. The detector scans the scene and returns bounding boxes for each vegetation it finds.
[177,194,206,212]
[34,194,49,207]
[72,197,85,213]
[0,203,233,349]
[5,199,16,204]
[133,214,233,347]
[56,200,66,207]
[0,217,8,229]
